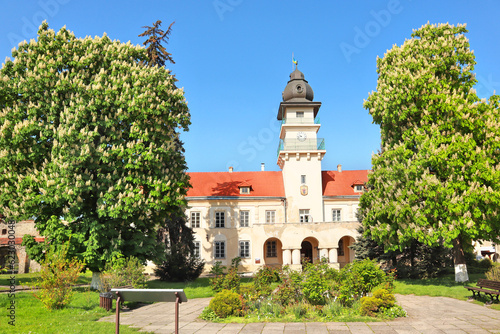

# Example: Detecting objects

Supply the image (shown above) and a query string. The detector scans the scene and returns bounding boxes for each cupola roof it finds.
[282,68,314,102]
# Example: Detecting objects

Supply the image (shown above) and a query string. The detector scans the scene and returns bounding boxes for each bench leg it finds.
[115,293,122,334]
[175,292,180,334]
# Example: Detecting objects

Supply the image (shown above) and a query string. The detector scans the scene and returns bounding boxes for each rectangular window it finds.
[193,241,200,258]
[240,187,250,194]
[301,175,306,184]
[191,212,200,228]
[240,210,249,227]
[355,185,364,192]
[265,210,275,224]
[239,241,250,258]
[266,241,277,257]
[332,209,341,222]
[214,241,225,259]
[338,239,345,256]
[300,209,310,223]
[296,111,304,118]
[215,211,225,228]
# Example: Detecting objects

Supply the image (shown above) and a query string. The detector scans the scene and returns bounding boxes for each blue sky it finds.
[2,0,499,173]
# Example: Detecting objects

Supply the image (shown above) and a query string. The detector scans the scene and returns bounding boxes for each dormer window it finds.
[238,181,252,195]
[352,180,365,192]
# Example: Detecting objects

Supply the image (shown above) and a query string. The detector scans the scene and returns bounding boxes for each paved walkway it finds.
[99,294,500,333]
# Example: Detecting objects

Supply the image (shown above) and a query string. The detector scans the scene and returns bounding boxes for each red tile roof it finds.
[187,171,285,197]
[322,170,369,196]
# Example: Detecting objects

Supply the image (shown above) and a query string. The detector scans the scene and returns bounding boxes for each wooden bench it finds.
[465,279,500,303]
[111,288,187,334]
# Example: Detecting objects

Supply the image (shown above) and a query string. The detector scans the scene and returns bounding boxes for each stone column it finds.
[319,248,329,261]
[291,249,301,265]
[282,249,292,265]
[329,247,338,264]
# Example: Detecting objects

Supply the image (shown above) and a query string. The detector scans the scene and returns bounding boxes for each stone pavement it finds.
[99,294,500,333]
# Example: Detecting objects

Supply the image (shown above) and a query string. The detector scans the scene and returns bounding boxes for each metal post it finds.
[115,292,122,334]
[175,292,180,334]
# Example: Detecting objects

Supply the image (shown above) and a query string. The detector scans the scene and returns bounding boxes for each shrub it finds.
[253,266,281,295]
[302,261,330,305]
[209,261,227,293]
[380,305,407,319]
[372,288,395,309]
[360,288,396,316]
[154,251,204,282]
[100,256,147,292]
[485,264,500,281]
[360,296,379,316]
[223,267,240,292]
[336,259,385,305]
[31,243,85,309]
[200,307,220,321]
[208,260,241,293]
[275,278,301,306]
[209,289,244,318]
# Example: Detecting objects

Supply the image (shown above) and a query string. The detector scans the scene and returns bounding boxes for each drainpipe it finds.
[282,198,287,223]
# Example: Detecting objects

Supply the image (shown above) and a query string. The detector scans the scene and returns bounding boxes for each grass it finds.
[0,288,151,333]
[0,270,93,287]
[394,273,500,311]
[0,270,498,332]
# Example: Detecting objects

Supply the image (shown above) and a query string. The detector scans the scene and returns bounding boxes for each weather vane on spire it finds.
[292,53,298,69]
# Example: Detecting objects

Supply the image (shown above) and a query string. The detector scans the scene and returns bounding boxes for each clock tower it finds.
[277,68,325,223]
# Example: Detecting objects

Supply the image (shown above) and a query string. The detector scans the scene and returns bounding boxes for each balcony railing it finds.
[281,117,320,125]
[277,138,325,155]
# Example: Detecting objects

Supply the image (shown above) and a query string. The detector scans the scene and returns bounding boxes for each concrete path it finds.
[99,294,500,333]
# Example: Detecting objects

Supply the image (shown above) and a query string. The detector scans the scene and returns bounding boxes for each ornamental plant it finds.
[0,22,191,289]
[360,22,500,282]
[31,242,85,309]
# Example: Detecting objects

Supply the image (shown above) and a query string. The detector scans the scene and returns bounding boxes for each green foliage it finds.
[208,260,240,292]
[336,259,385,305]
[1,22,191,275]
[253,266,281,295]
[360,22,500,281]
[31,243,85,309]
[380,305,407,319]
[100,256,147,292]
[301,260,331,305]
[154,213,204,282]
[199,307,220,321]
[485,264,500,281]
[274,278,301,306]
[208,289,244,318]
[353,225,453,279]
[360,288,396,316]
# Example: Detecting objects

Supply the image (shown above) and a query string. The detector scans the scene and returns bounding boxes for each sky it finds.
[1,0,499,173]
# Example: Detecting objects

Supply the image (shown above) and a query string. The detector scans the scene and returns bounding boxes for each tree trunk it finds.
[452,236,469,282]
[91,271,102,290]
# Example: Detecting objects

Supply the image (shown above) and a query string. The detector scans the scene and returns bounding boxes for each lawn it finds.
[0,270,93,287]
[0,288,151,333]
[0,270,498,333]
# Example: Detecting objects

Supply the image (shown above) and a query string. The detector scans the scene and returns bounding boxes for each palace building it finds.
[185,68,369,273]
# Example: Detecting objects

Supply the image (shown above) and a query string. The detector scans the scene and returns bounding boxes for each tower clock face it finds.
[297,132,307,142]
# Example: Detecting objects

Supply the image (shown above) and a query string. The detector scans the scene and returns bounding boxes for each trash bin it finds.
[99,292,113,311]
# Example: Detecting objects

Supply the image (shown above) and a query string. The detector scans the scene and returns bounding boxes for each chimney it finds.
[229,166,233,173]
[337,164,342,172]
[261,163,265,171]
